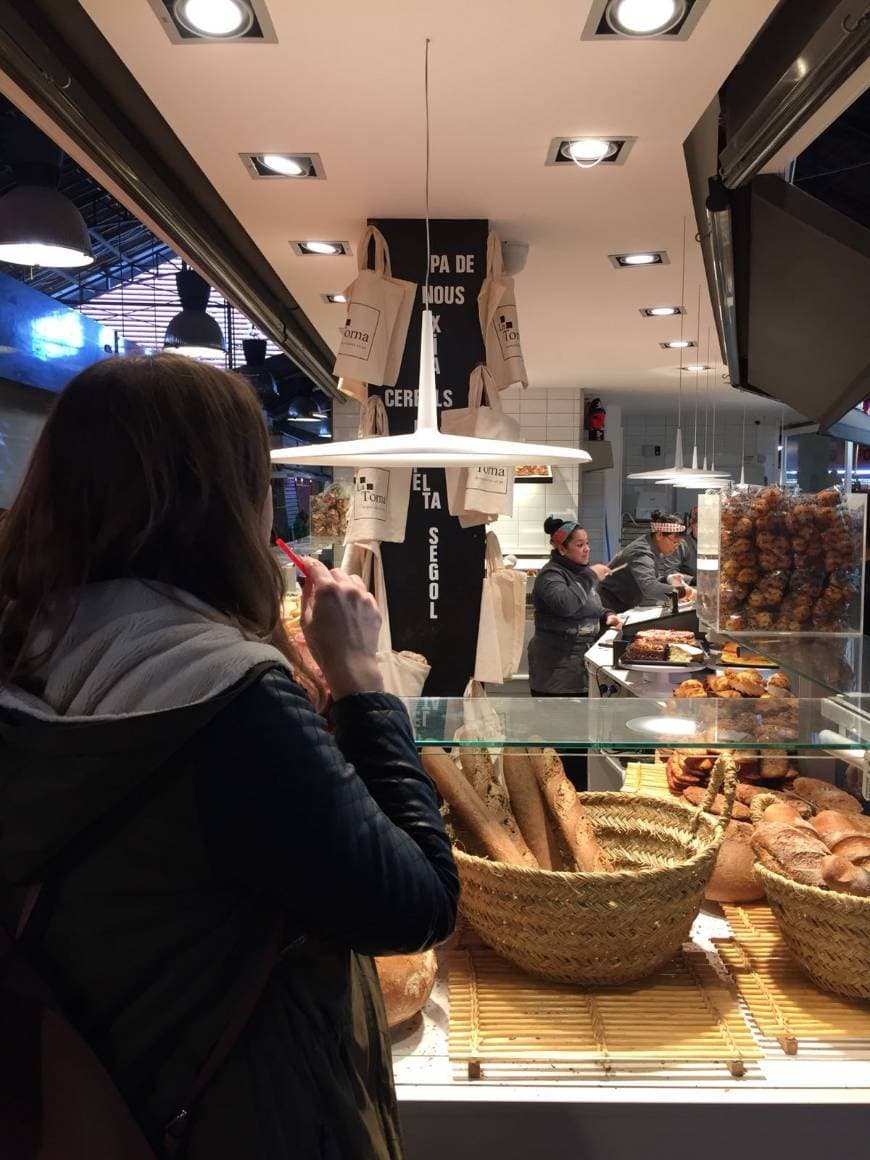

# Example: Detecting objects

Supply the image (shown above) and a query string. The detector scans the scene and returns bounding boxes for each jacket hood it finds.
[0,579,288,883]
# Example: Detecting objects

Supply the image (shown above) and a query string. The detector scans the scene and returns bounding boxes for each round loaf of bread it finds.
[705,821,764,903]
[375,950,437,1028]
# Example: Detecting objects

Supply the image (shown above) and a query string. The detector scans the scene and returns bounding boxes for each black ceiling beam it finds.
[0,0,343,400]
[719,0,870,190]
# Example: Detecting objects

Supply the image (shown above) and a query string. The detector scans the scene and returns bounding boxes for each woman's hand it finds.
[590,563,611,581]
[300,558,384,700]
[606,613,623,630]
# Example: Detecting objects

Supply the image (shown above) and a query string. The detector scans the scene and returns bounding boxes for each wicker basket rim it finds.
[755,861,870,912]
[454,827,721,883]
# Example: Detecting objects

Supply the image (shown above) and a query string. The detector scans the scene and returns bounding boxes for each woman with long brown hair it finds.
[0,354,457,1159]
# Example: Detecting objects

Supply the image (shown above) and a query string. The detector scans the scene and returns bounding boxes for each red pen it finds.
[275,538,310,577]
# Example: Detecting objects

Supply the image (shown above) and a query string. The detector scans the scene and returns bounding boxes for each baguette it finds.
[821,854,870,897]
[458,749,538,867]
[421,748,528,866]
[529,748,613,872]
[751,820,831,888]
[503,750,560,870]
[792,777,862,816]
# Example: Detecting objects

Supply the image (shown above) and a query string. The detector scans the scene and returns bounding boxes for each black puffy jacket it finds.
[0,665,458,1159]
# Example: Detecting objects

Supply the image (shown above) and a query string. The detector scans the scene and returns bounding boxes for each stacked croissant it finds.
[752,783,870,897]
[718,485,861,633]
[421,747,609,872]
[674,668,791,700]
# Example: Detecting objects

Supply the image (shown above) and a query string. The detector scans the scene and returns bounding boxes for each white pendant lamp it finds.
[271,41,592,474]
[272,311,592,468]
[627,223,728,489]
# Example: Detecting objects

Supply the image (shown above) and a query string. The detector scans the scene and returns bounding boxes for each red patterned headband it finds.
[550,521,579,546]
[650,519,685,534]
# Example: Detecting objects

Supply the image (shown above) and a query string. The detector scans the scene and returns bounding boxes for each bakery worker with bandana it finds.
[600,510,695,612]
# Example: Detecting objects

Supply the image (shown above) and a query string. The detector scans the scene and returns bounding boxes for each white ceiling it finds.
[80,0,784,410]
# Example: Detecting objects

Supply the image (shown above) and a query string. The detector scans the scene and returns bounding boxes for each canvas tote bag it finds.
[333,226,416,388]
[441,365,519,527]
[344,397,411,544]
[477,231,528,391]
[474,532,528,684]
[342,542,431,697]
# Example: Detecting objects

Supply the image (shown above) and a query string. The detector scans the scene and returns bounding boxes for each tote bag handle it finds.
[467,365,503,413]
[485,230,503,278]
[356,224,392,277]
[357,395,390,437]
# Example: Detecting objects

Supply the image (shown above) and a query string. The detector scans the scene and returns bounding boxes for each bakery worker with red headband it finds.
[528,516,622,702]
[600,509,695,612]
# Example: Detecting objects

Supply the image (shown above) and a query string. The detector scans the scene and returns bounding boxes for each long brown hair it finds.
[0,353,315,697]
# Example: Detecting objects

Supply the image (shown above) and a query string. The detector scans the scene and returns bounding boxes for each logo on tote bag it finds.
[495,307,521,356]
[353,468,390,520]
[339,302,381,361]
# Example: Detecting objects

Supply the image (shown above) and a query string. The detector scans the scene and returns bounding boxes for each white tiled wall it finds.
[497,386,583,554]
[0,382,52,508]
[621,412,780,526]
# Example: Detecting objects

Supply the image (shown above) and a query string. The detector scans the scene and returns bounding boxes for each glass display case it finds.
[390,694,870,1160]
[695,486,866,638]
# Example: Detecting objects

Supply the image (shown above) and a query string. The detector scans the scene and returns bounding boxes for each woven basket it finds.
[754,863,870,999]
[453,754,736,985]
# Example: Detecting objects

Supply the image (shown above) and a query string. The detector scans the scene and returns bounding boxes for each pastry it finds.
[674,679,707,699]
[705,821,764,903]
[726,669,765,697]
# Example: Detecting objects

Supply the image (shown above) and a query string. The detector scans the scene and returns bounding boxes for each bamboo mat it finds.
[714,904,870,1055]
[623,760,679,800]
[447,944,760,1080]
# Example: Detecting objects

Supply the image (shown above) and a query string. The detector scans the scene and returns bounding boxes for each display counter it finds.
[394,693,870,1160]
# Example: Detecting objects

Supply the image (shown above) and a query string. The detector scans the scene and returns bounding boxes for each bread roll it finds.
[831,835,870,866]
[375,951,437,1027]
[812,810,870,848]
[821,855,870,897]
[682,785,750,820]
[762,802,814,829]
[751,820,831,888]
[706,821,764,903]
[792,777,862,816]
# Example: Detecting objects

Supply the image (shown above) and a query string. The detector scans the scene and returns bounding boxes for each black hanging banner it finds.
[371,218,488,696]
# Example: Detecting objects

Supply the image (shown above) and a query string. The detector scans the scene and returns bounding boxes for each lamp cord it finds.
[424,37,432,306]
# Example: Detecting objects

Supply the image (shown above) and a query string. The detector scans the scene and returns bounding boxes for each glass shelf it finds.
[401,695,870,753]
[714,633,869,696]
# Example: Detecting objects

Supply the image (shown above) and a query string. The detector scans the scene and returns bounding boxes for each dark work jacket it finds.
[528,553,604,695]
[0,666,459,1159]
[604,533,676,608]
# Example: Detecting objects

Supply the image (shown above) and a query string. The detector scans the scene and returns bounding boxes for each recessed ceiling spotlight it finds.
[606,0,687,37]
[610,251,668,268]
[683,363,712,372]
[565,138,616,163]
[173,0,254,37]
[241,152,325,179]
[151,0,276,44]
[641,305,682,317]
[661,339,695,349]
[290,240,349,256]
[547,136,634,167]
[321,293,347,304]
[581,0,708,42]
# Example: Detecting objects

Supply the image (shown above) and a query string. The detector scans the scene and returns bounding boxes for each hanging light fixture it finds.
[0,114,94,268]
[272,42,592,473]
[236,337,280,411]
[163,266,226,359]
[627,221,728,490]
